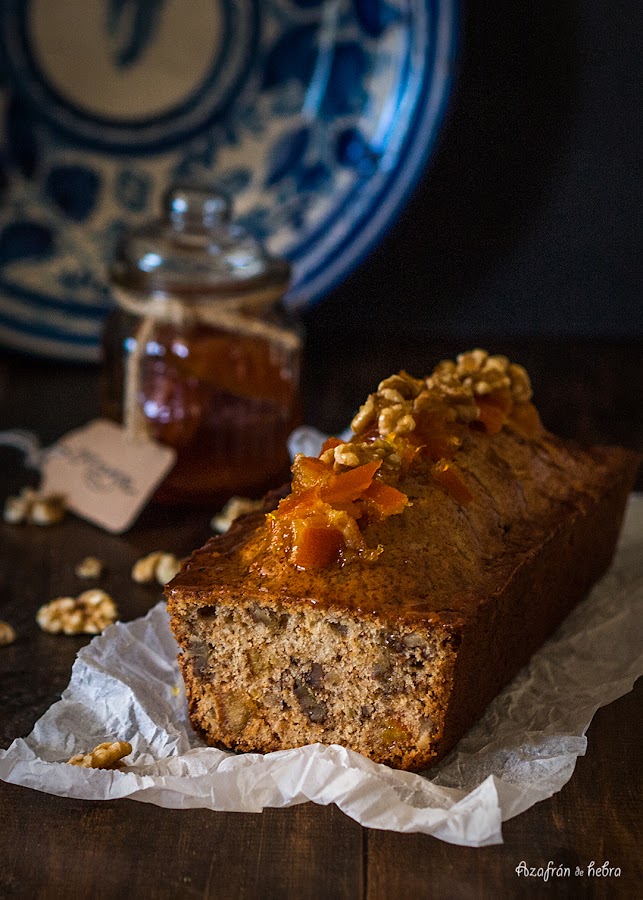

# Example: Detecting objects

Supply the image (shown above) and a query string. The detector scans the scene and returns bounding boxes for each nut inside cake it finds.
[176,599,458,770]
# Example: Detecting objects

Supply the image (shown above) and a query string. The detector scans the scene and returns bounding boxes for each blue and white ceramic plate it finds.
[0,0,457,361]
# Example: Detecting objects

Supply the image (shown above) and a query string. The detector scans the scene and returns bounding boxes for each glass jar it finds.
[102,183,302,506]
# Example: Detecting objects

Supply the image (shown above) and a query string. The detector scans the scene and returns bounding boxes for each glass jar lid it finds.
[111,182,290,299]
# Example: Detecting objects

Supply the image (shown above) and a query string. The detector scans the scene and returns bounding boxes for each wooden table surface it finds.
[0,337,641,899]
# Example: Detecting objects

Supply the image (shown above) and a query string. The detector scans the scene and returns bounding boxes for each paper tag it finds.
[40,420,176,533]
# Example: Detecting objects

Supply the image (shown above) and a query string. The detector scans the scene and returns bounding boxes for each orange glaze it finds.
[475,400,506,435]
[508,401,543,439]
[270,389,532,569]
[432,461,474,506]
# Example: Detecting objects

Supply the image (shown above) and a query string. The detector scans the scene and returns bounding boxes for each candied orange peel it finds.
[271,351,540,569]
[269,454,406,569]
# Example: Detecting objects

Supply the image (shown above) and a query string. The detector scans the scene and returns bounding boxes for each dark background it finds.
[305,0,642,343]
[1,0,641,446]
[0,0,640,359]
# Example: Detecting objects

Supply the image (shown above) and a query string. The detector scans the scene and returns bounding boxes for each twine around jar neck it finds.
[111,285,301,444]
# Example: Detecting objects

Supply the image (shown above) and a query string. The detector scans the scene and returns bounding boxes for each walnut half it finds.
[427,349,533,410]
[68,741,132,769]
[3,487,66,525]
[132,551,182,585]
[37,590,118,635]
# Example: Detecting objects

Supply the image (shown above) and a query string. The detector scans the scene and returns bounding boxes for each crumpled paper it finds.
[1,497,641,846]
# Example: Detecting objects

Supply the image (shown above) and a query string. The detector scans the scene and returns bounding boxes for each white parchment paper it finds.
[1,496,641,846]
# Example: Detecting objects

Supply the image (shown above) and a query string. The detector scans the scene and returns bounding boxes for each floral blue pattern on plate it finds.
[0,0,457,360]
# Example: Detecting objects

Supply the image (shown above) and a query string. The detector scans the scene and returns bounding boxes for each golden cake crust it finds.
[169,429,637,625]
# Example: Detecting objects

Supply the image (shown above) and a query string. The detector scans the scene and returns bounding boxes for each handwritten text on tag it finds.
[40,420,176,533]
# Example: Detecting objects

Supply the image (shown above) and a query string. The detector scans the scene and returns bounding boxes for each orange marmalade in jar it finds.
[102,184,302,506]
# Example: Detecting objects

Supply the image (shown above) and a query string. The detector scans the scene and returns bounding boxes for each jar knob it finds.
[163,183,231,229]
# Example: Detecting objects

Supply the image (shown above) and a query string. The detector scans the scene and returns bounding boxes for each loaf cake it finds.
[166,350,640,771]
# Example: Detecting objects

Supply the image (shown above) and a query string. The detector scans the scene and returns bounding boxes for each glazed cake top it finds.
[168,414,628,627]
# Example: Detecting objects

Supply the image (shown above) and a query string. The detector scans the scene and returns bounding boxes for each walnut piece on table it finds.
[131,551,182,585]
[2,488,35,523]
[155,553,182,585]
[0,621,17,646]
[36,589,118,635]
[67,741,132,769]
[75,556,104,579]
[2,487,66,525]
[211,496,264,533]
